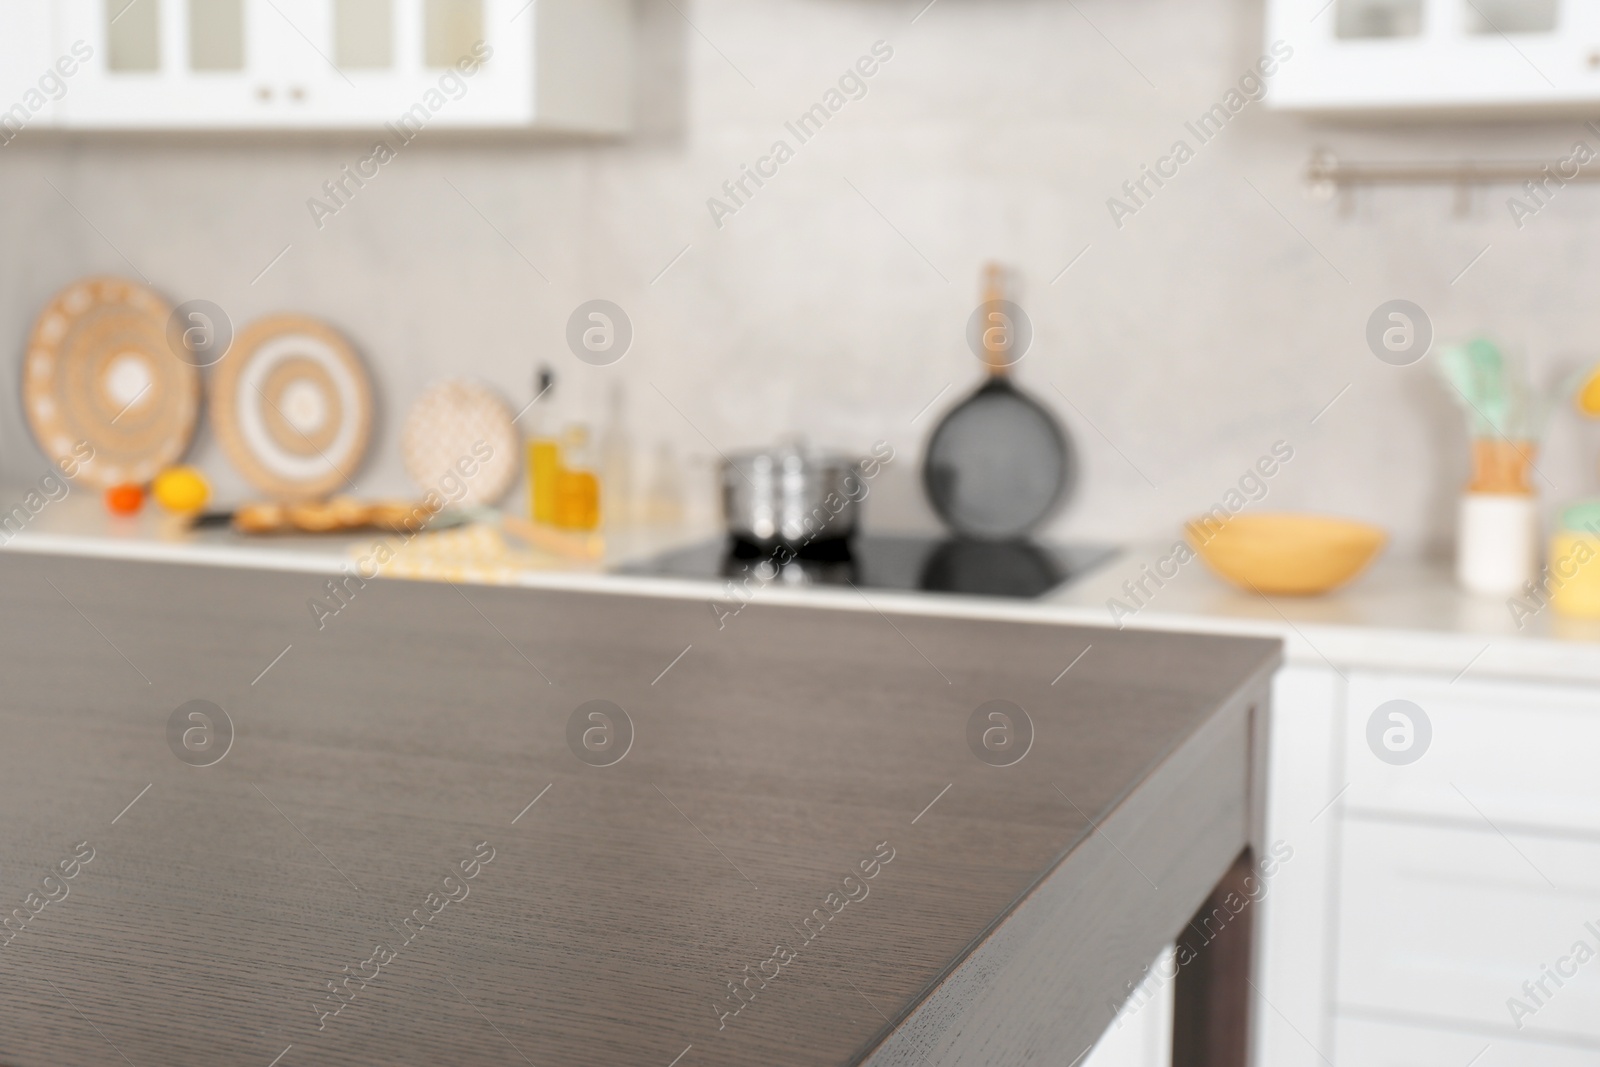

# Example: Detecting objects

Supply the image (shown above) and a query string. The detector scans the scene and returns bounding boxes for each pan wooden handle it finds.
[501,514,607,561]
[981,262,1010,376]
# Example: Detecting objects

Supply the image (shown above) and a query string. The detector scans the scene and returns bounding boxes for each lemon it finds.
[153,466,210,514]
[1579,368,1600,417]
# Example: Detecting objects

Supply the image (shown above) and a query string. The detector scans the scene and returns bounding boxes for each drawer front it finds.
[1345,670,1600,834]
[1338,820,1600,1043]
[1336,1017,1599,1066]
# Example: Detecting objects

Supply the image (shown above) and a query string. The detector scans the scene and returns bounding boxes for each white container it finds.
[1456,493,1539,595]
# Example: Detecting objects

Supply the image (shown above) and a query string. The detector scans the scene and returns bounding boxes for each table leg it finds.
[1171,849,1255,1067]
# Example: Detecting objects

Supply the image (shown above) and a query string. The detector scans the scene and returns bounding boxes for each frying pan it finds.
[922,264,1074,540]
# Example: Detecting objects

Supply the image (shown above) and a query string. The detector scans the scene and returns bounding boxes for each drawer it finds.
[1338,820,1600,1043]
[1336,1016,1599,1066]
[1345,671,1600,835]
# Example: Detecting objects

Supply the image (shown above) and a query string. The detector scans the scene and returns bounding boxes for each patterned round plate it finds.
[401,379,519,505]
[22,276,199,488]
[211,315,373,500]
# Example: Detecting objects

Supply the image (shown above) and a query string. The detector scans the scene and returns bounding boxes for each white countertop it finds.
[6,493,1598,685]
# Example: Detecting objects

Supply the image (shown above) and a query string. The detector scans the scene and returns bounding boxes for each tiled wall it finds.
[3,0,1598,551]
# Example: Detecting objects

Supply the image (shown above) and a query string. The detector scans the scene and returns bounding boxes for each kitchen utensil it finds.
[191,511,236,529]
[1453,432,1537,596]
[1431,336,1576,595]
[1185,513,1386,595]
[210,314,373,500]
[923,264,1073,540]
[371,524,543,585]
[722,444,862,547]
[23,276,199,488]
[1467,438,1535,495]
[1435,337,1569,445]
[401,378,519,505]
[500,514,606,561]
[1561,499,1600,532]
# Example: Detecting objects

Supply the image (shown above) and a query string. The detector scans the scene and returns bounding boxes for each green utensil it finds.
[1465,337,1509,436]
[1436,342,1492,436]
[1561,500,1600,534]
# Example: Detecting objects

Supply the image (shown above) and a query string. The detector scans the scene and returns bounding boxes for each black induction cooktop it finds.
[620,535,1117,600]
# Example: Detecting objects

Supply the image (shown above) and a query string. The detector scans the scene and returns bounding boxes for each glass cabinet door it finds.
[51,0,533,127]
[263,0,532,127]
[316,0,533,127]
[1462,0,1559,36]
[56,0,277,125]
[1270,0,1600,112]
[1334,0,1424,40]
[1333,0,1564,41]
[35,0,628,130]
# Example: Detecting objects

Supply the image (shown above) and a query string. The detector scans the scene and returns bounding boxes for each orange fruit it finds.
[105,483,144,515]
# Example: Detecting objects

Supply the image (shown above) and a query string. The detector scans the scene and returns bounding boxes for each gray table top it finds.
[0,552,1279,1066]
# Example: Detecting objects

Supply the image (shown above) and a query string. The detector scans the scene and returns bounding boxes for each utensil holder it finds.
[1467,438,1535,494]
[1457,493,1538,595]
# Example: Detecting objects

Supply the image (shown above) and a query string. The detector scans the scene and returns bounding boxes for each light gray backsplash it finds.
[3,0,1598,553]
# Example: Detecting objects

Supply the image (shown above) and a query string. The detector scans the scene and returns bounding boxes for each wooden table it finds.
[0,553,1279,1066]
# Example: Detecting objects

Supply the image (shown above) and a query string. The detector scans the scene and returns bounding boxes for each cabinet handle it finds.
[256,85,274,102]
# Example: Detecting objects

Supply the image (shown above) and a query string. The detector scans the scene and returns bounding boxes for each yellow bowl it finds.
[1184,513,1387,596]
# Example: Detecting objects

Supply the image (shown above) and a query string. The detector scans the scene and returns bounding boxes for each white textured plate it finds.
[401,379,519,506]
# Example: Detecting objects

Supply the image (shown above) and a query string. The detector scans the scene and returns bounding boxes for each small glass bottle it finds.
[645,441,685,526]
[555,425,601,531]
[527,368,562,525]
[600,384,634,530]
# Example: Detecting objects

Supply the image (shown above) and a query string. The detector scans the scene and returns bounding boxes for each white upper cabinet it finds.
[19,0,630,132]
[1267,0,1600,113]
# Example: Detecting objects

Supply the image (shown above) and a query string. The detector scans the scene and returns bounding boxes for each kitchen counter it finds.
[0,550,1277,1066]
[5,491,1599,685]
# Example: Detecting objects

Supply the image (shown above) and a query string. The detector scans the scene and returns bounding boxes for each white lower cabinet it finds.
[1065,654,1600,1066]
[1260,659,1600,1065]
[1338,819,1600,1048]
[1343,671,1600,834]
[1254,664,1345,1067]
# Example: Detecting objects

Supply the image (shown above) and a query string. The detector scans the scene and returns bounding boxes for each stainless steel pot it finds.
[722,445,864,547]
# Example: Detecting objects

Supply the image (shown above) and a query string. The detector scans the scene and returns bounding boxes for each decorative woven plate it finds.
[401,379,519,505]
[211,315,373,500]
[22,276,198,488]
